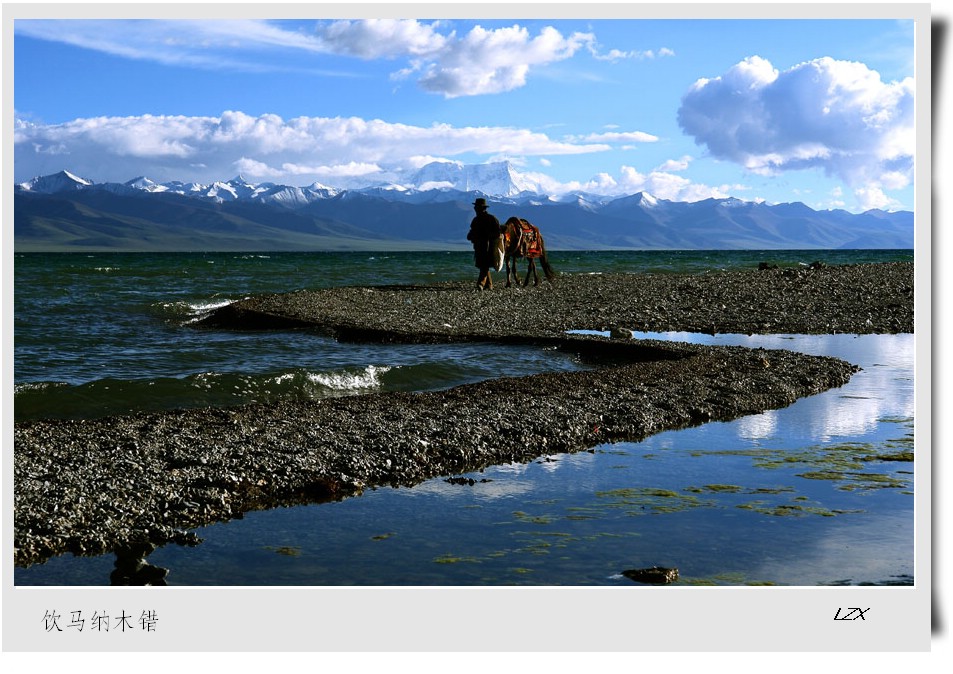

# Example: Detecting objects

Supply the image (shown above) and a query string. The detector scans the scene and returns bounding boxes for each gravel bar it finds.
[198,260,913,338]
[14,261,913,568]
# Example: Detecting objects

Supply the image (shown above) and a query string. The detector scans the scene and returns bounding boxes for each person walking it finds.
[466,197,501,290]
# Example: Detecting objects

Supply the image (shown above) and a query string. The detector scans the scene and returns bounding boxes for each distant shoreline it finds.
[13,246,915,255]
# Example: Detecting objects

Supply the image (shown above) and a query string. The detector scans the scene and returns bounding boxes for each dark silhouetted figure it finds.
[466,197,501,290]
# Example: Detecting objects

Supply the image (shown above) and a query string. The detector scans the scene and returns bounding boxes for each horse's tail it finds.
[538,234,556,281]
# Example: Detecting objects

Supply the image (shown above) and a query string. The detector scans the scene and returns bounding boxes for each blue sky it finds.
[12,13,917,212]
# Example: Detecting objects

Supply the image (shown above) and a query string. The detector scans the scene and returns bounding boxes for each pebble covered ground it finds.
[14,262,913,568]
[200,260,913,338]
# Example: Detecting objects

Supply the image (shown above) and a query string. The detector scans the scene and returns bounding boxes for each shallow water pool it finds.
[15,331,914,586]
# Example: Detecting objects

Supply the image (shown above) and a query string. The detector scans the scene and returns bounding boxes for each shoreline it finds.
[14,262,913,568]
[197,261,913,337]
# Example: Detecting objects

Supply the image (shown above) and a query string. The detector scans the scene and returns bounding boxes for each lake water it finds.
[12,249,916,586]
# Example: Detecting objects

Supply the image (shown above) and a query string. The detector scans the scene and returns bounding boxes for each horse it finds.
[500,217,556,287]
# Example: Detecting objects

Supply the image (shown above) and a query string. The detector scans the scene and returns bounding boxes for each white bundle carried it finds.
[491,234,505,272]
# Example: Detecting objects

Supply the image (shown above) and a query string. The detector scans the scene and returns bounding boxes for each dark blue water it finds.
[13,249,912,421]
[13,249,916,585]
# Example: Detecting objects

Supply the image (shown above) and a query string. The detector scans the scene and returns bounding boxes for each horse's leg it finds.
[524,259,534,287]
[539,236,556,281]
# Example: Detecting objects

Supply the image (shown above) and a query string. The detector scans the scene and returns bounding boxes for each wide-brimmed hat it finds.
[472,198,488,208]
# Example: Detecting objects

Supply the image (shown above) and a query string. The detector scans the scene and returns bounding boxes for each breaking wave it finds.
[15,365,399,422]
[154,297,242,324]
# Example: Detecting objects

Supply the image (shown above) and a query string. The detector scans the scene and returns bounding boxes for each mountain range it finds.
[13,162,914,251]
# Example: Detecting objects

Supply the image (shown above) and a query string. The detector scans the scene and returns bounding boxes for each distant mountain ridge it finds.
[16,161,557,205]
[13,165,914,252]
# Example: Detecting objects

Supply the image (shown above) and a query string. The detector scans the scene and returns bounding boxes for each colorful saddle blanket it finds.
[517,220,543,258]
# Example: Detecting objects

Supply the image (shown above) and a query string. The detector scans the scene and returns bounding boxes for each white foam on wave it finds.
[160,298,237,323]
[15,381,69,394]
[191,372,222,390]
[307,365,391,391]
[189,299,235,313]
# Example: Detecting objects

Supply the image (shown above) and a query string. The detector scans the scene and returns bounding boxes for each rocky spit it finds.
[14,261,913,568]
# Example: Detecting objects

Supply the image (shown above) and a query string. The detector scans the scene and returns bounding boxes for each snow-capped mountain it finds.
[125,176,161,191]
[17,170,93,193]
[14,161,554,204]
[13,165,914,252]
[409,160,543,196]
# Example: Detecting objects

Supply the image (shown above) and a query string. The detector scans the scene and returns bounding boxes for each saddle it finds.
[516,219,543,258]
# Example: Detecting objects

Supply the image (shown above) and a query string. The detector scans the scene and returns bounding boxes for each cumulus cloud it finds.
[526,163,730,202]
[14,111,735,201]
[13,111,613,185]
[854,185,902,211]
[677,55,914,199]
[408,23,595,97]
[314,18,593,98]
[611,166,730,201]
[313,18,449,59]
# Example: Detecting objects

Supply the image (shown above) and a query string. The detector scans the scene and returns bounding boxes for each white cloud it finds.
[677,55,914,197]
[854,185,903,211]
[280,161,384,178]
[537,164,729,202]
[13,111,612,185]
[313,19,448,59]
[15,19,603,98]
[13,109,753,201]
[879,170,911,190]
[412,24,595,97]
[232,157,281,179]
[14,19,338,73]
[609,166,730,202]
[655,155,693,172]
[573,131,658,144]
[406,156,460,169]
[590,45,675,61]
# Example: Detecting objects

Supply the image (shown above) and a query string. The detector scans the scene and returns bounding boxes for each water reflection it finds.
[736,410,779,441]
[14,332,915,586]
[109,542,169,586]
[408,473,535,500]
[603,331,915,445]
[750,510,913,586]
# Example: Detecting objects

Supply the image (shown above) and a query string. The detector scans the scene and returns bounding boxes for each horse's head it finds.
[501,217,520,246]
